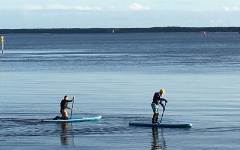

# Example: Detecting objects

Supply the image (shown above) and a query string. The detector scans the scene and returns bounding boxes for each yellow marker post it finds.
[1,36,4,54]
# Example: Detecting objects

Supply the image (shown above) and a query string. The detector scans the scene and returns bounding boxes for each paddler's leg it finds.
[152,114,155,123]
[53,116,61,120]
[152,113,159,123]
[152,113,156,123]
[155,113,159,123]
[61,109,69,120]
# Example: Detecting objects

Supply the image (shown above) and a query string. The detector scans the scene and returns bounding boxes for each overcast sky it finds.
[0,0,240,28]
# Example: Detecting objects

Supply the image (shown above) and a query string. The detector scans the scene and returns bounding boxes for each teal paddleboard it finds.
[129,122,192,128]
[42,116,102,122]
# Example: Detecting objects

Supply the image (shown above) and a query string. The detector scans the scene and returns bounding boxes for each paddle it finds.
[159,102,167,124]
[70,97,75,119]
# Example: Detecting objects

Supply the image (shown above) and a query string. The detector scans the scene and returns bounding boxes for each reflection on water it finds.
[151,127,166,150]
[60,123,74,145]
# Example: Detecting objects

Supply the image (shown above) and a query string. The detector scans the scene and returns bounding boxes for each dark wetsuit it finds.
[53,99,71,120]
[60,99,68,110]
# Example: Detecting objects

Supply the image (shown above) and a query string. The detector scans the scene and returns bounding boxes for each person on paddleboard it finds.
[53,95,74,120]
[60,95,75,120]
[151,89,167,123]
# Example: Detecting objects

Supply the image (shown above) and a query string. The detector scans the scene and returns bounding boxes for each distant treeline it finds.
[0,27,240,34]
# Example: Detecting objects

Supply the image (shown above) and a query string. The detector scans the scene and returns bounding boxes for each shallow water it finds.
[0,33,240,149]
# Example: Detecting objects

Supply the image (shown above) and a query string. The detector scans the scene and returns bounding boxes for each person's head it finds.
[159,89,165,95]
[64,95,68,100]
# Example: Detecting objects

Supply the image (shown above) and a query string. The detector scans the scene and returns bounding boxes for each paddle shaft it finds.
[159,103,166,123]
[70,100,74,119]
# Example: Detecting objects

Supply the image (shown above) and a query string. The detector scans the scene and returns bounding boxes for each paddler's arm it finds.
[160,103,165,111]
[160,98,168,103]
[160,98,167,111]
[67,97,74,109]
[67,107,73,110]
[66,97,75,102]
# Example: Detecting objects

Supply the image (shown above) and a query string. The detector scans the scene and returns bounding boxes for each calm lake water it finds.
[0,33,240,150]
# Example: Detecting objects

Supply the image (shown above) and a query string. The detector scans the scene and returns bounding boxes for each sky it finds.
[0,0,240,28]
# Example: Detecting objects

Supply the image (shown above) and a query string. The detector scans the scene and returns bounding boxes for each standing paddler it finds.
[151,89,167,123]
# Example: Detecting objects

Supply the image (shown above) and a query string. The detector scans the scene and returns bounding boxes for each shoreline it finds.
[0,27,240,34]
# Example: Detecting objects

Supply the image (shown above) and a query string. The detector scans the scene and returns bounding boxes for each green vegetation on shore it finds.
[0,27,240,34]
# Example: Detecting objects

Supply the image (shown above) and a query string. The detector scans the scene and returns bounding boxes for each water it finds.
[0,33,240,150]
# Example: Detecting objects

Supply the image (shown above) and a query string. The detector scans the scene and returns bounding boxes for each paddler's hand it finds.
[72,97,75,101]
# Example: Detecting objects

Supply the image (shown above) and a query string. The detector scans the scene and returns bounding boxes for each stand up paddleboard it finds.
[129,122,192,128]
[42,116,102,123]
